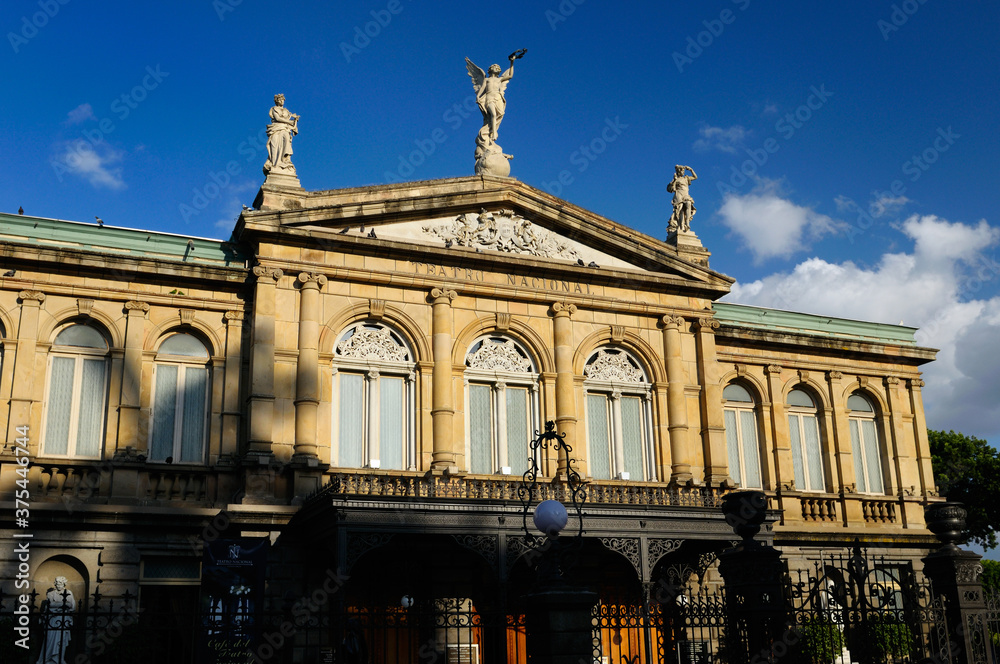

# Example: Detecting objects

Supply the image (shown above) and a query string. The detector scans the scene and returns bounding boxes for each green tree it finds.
[928,429,1000,548]
[982,559,1000,593]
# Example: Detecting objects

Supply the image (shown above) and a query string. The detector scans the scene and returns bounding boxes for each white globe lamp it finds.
[533,500,569,537]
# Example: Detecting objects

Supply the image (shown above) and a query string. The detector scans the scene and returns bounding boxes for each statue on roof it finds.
[667,165,698,233]
[263,94,299,178]
[466,49,526,177]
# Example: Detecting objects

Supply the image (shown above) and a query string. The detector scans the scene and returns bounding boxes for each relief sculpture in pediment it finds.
[423,209,581,261]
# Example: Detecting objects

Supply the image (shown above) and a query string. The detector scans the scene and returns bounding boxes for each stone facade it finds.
[0,175,939,643]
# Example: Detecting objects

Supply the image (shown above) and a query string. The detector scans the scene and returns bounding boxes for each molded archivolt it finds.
[453,315,553,373]
[319,302,430,363]
[145,319,222,357]
[837,381,889,415]
[718,369,768,403]
[39,308,124,349]
[780,376,831,411]
[0,308,14,341]
[573,328,664,384]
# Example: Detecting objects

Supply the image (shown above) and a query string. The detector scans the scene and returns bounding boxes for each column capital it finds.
[660,314,686,329]
[125,300,150,315]
[430,287,458,302]
[884,375,901,386]
[297,272,328,289]
[252,265,284,282]
[17,290,45,304]
[827,370,843,382]
[908,378,925,389]
[224,310,245,324]
[695,317,720,333]
[551,301,577,317]
[766,364,783,375]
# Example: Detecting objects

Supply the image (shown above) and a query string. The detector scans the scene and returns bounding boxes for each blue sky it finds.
[2,2,998,446]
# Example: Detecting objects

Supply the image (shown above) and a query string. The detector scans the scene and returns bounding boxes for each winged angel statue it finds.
[465,49,526,176]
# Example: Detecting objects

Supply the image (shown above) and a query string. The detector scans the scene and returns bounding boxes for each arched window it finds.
[848,392,884,494]
[43,323,110,458]
[150,333,211,464]
[787,388,824,491]
[464,336,539,476]
[583,348,653,481]
[332,322,415,470]
[723,383,762,489]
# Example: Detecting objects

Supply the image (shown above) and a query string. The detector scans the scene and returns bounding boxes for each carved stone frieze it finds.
[467,339,532,373]
[585,350,644,383]
[337,327,409,362]
[424,208,581,260]
[452,534,499,569]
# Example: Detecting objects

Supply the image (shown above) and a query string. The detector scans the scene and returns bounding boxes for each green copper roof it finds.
[713,301,918,344]
[0,212,246,267]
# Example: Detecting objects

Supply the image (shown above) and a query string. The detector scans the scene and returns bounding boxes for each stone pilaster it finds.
[694,317,727,485]
[293,273,327,461]
[882,375,904,497]
[430,288,458,472]
[907,378,935,497]
[661,315,690,483]
[7,291,45,452]
[221,311,244,458]
[247,266,282,459]
[551,302,578,475]
[117,301,149,453]
[765,364,791,493]
[826,371,859,526]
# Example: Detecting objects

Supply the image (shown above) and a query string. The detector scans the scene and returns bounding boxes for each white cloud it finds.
[65,103,96,125]
[55,140,126,190]
[717,180,847,263]
[693,124,748,154]
[725,214,1000,441]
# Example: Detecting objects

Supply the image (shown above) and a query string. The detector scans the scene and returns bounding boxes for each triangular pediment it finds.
[245,175,733,295]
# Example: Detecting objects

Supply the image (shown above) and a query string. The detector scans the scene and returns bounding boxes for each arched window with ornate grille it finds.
[583,348,654,481]
[331,322,415,470]
[42,322,110,458]
[723,383,762,489]
[463,336,539,476]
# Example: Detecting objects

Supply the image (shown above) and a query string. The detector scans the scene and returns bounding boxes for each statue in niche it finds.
[466,49,526,176]
[263,94,299,177]
[36,576,75,664]
[667,165,698,233]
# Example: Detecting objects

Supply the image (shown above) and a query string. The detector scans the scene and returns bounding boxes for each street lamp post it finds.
[518,421,598,664]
